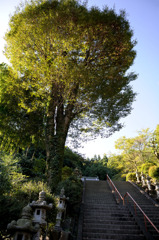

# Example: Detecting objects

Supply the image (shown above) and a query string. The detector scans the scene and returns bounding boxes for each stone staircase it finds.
[114,181,159,240]
[82,180,146,240]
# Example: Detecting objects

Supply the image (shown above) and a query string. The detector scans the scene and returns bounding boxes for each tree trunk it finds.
[45,82,79,192]
[45,100,72,192]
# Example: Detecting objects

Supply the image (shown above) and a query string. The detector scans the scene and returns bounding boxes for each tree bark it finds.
[45,82,79,192]
[45,101,73,191]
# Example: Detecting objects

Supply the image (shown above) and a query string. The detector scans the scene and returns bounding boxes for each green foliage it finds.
[0,63,45,152]
[149,166,159,181]
[0,195,24,238]
[2,0,137,187]
[126,172,136,182]
[16,180,57,224]
[0,179,56,239]
[107,154,124,178]
[140,163,155,175]
[0,152,26,193]
[9,145,46,181]
[112,173,126,181]
[0,151,57,238]
[82,154,109,180]
[63,147,84,170]
[0,163,11,195]
[149,124,159,160]
[62,166,73,180]
[115,129,154,172]
[83,161,107,180]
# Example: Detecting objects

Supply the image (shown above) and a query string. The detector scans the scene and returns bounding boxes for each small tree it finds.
[150,125,159,160]
[115,129,154,172]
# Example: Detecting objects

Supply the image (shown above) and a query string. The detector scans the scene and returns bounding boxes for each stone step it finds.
[83,228,141,235]
[84,204,117,208]
[82,232,145,240]
[81,180,148,240]
[85,201,114,204]
[84,208,130,213]
[83,219,138,225]
[84,203,119,207]
[83,216,135,222]
[83,213,133,218]
[112,181,159,239]
[83,224,140,231]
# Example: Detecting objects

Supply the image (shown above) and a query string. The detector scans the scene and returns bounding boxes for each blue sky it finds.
[0,0,159,158]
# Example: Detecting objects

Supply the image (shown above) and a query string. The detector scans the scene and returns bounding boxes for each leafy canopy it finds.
[115,128,156,172]
[3,0,137,148]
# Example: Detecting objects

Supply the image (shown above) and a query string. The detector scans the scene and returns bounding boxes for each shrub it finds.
[62,166,73,181]
[149,166,159,181]
[141,163,155,175]
[14,180,57,224]
[112,173,126,181]
[1,181,57,237]
[126,172,136,182]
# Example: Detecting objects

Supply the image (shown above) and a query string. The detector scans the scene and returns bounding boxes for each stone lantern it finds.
[155,181,159,200]
[141,172,146,188]
[30,190,53,240]
[146,175,152,191]
[136,170,140,183]
[55,188,69,230]
[73,168,82,179]
[7,205,38,240]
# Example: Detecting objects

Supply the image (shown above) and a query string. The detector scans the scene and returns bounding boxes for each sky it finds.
[0,0,159,158]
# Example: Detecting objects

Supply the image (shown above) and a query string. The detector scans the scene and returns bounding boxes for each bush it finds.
[112,172,126,181]
[126,172,136,182]
[149,166,159,181]
[62,166,73,181]
[112,173,126,181]
[141,163,155,175]
[0,180,57,239]
[14,180,57,225]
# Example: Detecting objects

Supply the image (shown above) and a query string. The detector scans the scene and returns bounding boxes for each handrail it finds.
[123,192,159,234]
[107,174,159,235]
[107,174,123,203]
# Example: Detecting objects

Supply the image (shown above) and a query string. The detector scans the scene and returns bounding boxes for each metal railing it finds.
[107,174,123,203]
[123,192,159,234]
[107,174,159,235]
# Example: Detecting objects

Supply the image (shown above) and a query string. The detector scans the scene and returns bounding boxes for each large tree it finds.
[2,0,137,190]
